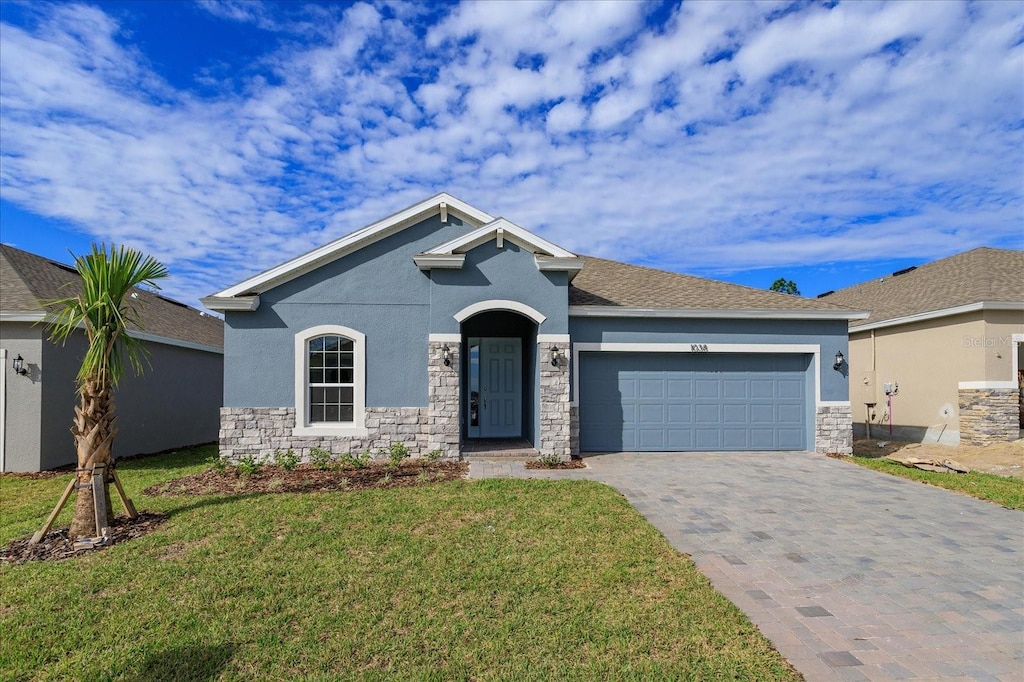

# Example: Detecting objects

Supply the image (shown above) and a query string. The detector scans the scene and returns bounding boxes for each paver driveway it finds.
[471,452,1023,681]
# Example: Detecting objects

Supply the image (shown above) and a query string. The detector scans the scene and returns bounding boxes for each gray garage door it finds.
[578,352,809,452]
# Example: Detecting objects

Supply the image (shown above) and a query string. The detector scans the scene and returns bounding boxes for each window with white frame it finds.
[294,325,366,435]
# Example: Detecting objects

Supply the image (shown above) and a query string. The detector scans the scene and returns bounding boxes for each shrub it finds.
[236,454,264,476]
[338,451,371,469]
[387,442,410,470]
[424,448,443,463]
[535,453,562,468]
[310,447,333,471]
[274,449,300,471]
[212,454,230,475]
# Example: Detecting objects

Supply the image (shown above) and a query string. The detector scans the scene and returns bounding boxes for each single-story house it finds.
[1,244,224,472]
[819,247,1024,446]
[202,193,865,461]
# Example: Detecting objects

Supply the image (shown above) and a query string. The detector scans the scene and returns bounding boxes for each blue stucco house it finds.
[202,193,865,461]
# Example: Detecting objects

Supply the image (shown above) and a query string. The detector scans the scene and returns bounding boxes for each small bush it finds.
[338,451,371,469]
[212,454,230,474]
[424,448,443,463]
[236,454,264,476]
[535,453,562,468]
[274,449,300,471]
[387,442,410,470]
[310,447,333,471]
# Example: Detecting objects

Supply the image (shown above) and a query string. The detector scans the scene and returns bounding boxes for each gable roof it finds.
[202,192,494,310]
[818,247,1024,329]
[569,255,865,318]
[413,217,583,277]
[1,244,223,352]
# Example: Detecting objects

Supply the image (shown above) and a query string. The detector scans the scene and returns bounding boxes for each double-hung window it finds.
[294,325,366,435]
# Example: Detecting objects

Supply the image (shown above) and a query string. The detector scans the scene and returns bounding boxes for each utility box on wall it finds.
[860,370,876,404]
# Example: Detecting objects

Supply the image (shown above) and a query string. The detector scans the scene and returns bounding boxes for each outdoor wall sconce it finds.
[12,354,27,376]
[833,350,844,371]
[442,345,452,367]
[551,346,566,367]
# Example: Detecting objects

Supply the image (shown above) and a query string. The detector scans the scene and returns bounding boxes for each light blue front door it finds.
[479,338,522,438]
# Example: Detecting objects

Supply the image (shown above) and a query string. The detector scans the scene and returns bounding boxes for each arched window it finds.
[294,325,367,436]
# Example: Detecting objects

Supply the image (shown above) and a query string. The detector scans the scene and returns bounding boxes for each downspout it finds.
[0,348,6,472]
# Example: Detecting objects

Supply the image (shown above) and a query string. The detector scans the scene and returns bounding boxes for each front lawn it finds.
[1,446,797,681]
[846,443,1024,510]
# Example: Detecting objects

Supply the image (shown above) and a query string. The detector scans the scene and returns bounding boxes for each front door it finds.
[476,338,522,438]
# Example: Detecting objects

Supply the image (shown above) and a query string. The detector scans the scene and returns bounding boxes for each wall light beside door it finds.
[12,355,27,376]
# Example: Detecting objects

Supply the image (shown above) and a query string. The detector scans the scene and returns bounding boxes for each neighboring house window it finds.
[294,325,367,436]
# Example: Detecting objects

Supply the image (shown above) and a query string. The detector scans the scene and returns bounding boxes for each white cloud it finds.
[0,0,1020,308]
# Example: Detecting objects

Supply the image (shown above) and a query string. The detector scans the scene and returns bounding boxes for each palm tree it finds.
[46,244,169,539]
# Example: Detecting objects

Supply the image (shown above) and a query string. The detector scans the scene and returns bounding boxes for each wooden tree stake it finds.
[110,466,137,518]
[29,478,76,545]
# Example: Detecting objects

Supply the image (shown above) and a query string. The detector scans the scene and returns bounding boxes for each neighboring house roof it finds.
[203,192,865,320]
[1,244,223,352]
[568,255,863,318]
[819,247,1024,330]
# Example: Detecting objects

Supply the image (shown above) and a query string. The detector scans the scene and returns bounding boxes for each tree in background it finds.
[46,244,169,539]
[769,278,800,295]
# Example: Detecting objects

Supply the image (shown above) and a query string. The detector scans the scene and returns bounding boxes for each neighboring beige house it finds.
[821,247,1023,446]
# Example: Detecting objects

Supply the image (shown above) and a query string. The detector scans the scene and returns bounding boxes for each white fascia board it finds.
[423,218,577,259]
[200,295,261,312]
[850,301,1024,332]
[211,193,494,299]
[535,256,584,275]
[569,306,869,321]
[0,312,46,322]
[413,254,466,270]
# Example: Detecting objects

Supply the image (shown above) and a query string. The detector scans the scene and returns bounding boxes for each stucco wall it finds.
[39,331,223,470]
[224,215,572,410]
[846,309,1024,443]
[0,323,44,472]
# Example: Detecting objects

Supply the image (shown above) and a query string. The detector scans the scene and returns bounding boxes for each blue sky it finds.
[1,0,1022,309]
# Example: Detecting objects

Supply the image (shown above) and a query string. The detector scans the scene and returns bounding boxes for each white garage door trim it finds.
[571,342,849,410]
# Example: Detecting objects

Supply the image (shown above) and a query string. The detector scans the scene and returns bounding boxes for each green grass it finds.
[1,446,796,681]
[847,452,1024,510]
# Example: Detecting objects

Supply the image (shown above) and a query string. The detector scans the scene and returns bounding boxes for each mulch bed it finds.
[524,458,587,470]
[143,461,469,497]
[1,512,169,565]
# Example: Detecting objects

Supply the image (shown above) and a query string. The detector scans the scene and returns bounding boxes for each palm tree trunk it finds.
[69,376,118,539]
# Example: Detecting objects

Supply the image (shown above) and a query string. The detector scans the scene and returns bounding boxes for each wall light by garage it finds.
[442,345,452,367]
[551,347,566,367]
[833,350,844,372]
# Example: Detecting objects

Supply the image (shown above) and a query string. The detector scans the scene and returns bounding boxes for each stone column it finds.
[959,388,1018,445]
[538,343,571,461]
[815,404,853,454]
[428,341,461,459]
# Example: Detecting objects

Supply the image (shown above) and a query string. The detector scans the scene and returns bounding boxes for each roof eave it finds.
[569,306,869,321]
[849,301,1024,332]
[200,295,261,312]
[209,193,494,299]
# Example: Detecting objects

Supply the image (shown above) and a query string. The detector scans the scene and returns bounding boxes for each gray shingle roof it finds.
[1,244,223,349]
[569,255,860,314]
[819,247,1024,328]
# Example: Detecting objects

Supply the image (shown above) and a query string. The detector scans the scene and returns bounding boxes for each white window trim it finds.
[453,299,547,324]
[294,324,368,437]
[570,342,845,409]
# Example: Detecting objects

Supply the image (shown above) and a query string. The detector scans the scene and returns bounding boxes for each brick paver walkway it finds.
[469,452,1023,681]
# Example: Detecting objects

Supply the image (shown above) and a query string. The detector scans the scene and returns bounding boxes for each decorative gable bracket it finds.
[413,218,583,279]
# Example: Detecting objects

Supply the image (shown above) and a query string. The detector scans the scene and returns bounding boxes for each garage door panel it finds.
[579,352,808,452]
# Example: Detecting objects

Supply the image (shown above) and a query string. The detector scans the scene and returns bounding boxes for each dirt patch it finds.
[144,461,468,497]
[524,458,587,470]
[854,438,1024,478]
[1,512,169,565]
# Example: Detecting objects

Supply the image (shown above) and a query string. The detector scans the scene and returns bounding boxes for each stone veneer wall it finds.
[220,406,432,462]
[569,405,580,457]
[815,404,853,454]
[427,341,461,459]
[958,388,1018,446]
[538,343,571,460]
